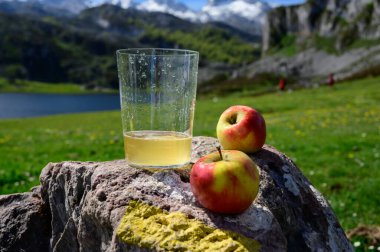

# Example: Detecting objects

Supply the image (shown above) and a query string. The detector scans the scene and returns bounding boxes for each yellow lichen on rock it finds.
[116,200,260,251]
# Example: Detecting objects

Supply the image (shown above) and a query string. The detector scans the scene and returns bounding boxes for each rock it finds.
[262,0,380,54]
[238,45,380,85]
[256,0,380,83]
[0,136,353,251]
[197,62,236,85]
[0,188,51,251]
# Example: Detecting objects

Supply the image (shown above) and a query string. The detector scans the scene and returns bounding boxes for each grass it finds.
[266,35,298,57]
[348,38,380,50]
[0,78,116,93]
[0,76,379,246]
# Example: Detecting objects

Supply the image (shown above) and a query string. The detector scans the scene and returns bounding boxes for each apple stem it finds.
[217,146,223,160]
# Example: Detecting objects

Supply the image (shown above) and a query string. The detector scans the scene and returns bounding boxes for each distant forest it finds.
[0,4,260,89]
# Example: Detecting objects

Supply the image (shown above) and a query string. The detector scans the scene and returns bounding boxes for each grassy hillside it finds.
[0,77,379,247]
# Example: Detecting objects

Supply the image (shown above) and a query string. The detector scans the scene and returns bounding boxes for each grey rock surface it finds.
[197,62,236,85]
[0,136,353,251]
[0,189,51,252]
[257,0,380,83]
[263,0,380,53]
[239,45,380,84]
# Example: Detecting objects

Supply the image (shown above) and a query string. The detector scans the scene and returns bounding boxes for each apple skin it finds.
[190,150,260,214]
[217,105,266,153]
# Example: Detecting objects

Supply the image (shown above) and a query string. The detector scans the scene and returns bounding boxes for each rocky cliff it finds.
[239,0,380,84]
[0,137,353,251]
[238,44,380,84]
[263,0,380,54]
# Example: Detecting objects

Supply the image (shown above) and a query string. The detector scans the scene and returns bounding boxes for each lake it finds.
[0,93,120,119]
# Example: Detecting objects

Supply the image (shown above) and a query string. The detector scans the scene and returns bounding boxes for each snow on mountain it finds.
[136,0,198,21]
[25,0,134,13]
[135,0,272,36]
[36,0,88,13]
[203,0,271,23]
[201,0,272,35]
[4,0,272,35]
[101,0,134,9]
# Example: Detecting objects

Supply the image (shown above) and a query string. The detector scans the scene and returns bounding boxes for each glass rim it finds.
[116,48,199,57]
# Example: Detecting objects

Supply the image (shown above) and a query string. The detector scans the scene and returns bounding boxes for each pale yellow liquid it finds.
[124,131,192,168]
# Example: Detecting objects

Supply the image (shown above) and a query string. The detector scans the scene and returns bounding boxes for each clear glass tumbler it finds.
[116,48,199,169]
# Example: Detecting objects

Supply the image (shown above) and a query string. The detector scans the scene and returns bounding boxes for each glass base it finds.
[127,161,192,170]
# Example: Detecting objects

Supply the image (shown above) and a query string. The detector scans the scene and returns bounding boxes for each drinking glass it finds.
[116,48,199,169]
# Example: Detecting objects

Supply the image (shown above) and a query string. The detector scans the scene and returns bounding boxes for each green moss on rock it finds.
[116,201,260,251]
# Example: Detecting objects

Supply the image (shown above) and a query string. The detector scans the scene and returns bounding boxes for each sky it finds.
[133,0,306,11]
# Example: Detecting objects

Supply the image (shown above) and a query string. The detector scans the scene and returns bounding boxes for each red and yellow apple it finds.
[190,149,260,214]
[217,105,266,153]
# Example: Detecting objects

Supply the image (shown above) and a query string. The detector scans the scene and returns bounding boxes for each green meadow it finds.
[0,78,116,93]
[0,77,379,243]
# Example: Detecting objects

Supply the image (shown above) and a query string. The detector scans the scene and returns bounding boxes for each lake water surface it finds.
[0,93,120,119]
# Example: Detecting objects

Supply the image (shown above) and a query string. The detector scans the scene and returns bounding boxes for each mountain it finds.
[201,0,272,36]
[262,0,380,54]
[1,0,272,36]
[134,0,272,36]
[107,0,134,9]
[37,0,88,13]
[0,0,135,14]
[0,3,260,88]
[0,0,74,17]
[238,0,380,85]
[136,0,198,22]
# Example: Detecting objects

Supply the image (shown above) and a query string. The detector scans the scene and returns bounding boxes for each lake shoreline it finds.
[0,78,118,95]
[0,93,120,119]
